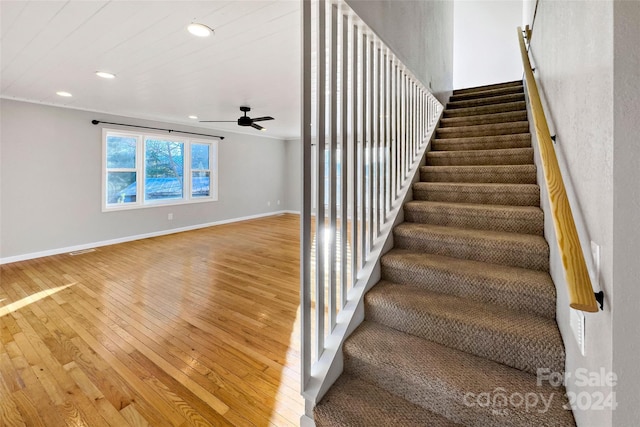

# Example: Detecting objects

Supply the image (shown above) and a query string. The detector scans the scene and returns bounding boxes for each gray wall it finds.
[345,0,454,103]
[527,1,640,425]
[0,99,287,260]
[284,139,302,213]
[612,2,640,425]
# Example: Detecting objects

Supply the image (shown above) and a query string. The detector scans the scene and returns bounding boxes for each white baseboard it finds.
[300,414,315,427]
[0,211,291,265]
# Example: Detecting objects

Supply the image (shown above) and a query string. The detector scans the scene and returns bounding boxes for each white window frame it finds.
[189,142,214,200]
[102,128,218,212]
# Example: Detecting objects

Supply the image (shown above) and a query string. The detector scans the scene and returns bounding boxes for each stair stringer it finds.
[301,111,443,416]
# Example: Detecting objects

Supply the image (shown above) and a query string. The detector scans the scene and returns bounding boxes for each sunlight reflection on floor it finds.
[0,283,76,317]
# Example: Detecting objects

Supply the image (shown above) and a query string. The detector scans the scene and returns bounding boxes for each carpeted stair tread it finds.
[403,200,543,235]
[436,121,529,138]
[426,147,534,166]
[393,223,549,271]
[365,281,565,374]
[343,321,575,427]
[449,85,524,102]
[440,110,527,127]
[420,164,537,184]
[314,374,462,427]
[381,249,556,318]
[413,182,540,206]
[443,101,526,118]
[432,133,532,152]
[447,93,525,109]
[453,80,523,95]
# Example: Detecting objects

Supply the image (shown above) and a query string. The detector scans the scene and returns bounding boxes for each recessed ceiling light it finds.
[188,115,198,120]
[187,23,213,38]
[96,71,116,79]
[56,91,72,97]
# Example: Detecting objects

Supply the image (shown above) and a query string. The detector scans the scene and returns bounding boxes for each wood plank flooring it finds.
[0,214,303,426]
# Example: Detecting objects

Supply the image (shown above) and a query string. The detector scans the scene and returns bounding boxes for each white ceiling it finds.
[0,1,301,139]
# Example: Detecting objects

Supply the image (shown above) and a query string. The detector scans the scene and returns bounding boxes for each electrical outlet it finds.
[168,213,173,220]
[267,201,271,206]
[570,309,586,356]
[277,200,280,205]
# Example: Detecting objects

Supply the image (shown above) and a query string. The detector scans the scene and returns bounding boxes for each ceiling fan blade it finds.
[251,123,265,131]
[250,116,274,122]
[198,120,236,123]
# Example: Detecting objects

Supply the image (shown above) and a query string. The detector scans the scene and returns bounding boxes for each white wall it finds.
[527,1,615,426]
[523,0,537,28]
[0,99,287,261]
[345,0,454,103]
[612,1,640,425]
[453,0,523,90]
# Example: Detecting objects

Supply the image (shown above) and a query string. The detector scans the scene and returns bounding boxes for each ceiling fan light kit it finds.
[200,106,274,132]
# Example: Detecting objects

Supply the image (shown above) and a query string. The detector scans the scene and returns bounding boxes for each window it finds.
[102,129,218,211]
[191,143,211,198]
[144,138,185,201]
[105,133,139,205]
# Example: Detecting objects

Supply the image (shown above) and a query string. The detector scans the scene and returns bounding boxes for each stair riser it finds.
[413,187,540,206]
[381,262,555,318]
[432,134,532,152]
[420,168,537,184]
[342,323,575,427]
[443,101,526,118]
[453,80,523,96]
[342,354,457,424]
[343,351,568,427]
[440,111,527,127]
[436,122,529,139]
[314,376,458,427]
[365,296,563,375]
[393,232,549,271]
[447,93,525,109]
[449,86,524,102]
[426,150,533,166]
[404,208,543,235]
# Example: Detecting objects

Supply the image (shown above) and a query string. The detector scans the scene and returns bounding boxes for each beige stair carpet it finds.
[314,81,576,427]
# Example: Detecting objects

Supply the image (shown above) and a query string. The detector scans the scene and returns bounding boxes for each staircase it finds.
[314,81,577,426]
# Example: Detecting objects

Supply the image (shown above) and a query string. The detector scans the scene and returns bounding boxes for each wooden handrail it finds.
[517,27,598,313]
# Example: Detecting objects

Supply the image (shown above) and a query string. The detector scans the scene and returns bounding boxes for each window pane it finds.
[192,171,210,198]
[106,135,136,168]
[107,172,136,204]
[191,144,210,170]
[145,139,184,200]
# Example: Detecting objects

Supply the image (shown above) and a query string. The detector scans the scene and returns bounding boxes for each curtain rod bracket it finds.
[91,120,225,140]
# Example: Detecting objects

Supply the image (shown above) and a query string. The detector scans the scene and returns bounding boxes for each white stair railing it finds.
[300,0,443,421]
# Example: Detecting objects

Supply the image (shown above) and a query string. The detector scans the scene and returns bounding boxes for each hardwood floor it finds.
[0,214,303,426]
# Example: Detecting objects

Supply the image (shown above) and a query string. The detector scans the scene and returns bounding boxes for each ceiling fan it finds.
[200,106,274,131]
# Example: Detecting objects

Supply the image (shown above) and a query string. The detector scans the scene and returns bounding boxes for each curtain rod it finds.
[91,120,225,140]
